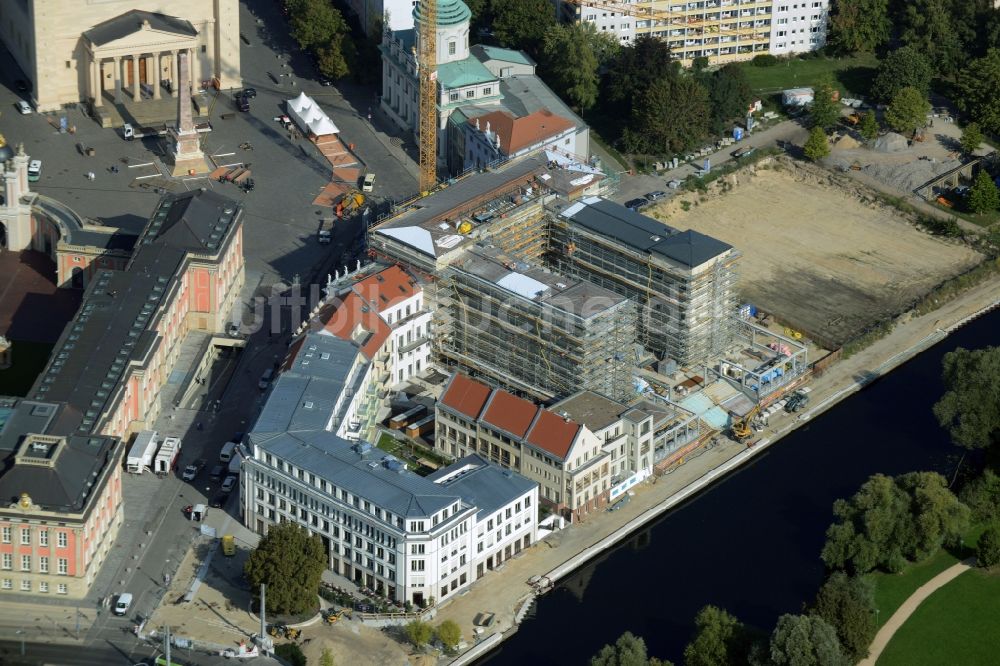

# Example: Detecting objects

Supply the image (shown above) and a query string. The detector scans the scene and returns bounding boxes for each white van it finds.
[114,592,133,616]
[122,123,134,140]
[219,440,238,463]
[258,368,274,390]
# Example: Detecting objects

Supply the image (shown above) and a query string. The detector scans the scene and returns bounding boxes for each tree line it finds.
[590,345,1000,665]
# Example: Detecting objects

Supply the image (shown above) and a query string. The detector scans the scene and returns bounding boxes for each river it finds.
[479,308,999,665]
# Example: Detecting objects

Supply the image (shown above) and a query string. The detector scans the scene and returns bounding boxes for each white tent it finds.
[286,92,339,137]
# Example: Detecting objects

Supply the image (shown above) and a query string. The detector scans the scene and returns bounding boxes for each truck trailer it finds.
[126,430,159,474]
[154,437,182,476]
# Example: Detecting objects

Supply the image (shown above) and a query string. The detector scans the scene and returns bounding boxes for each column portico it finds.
[153,53,162,100]
[112,56,122,102]
[170,51,179,98]
[131,56,141,102]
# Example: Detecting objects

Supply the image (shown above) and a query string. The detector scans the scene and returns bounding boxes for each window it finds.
[483,87,492,96]
[39,581,48,593]
[411,544,425,554]
[57,558,68,575]
[20,579,30,591]
[448,41,456,55]
[57,583,67,594]
[1,554,10,570]
[57,532,67,548]
[466,90,475,98]
[1,527,9,544]
[449,92,459,102]
[410,559,425,572]
[21,555,30,572]
[39,530,48,547]
[1,579,10,590]
[39,557,48,573]
[20,528,30,545]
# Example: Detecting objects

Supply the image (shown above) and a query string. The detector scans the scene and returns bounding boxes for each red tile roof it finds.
[480,390,538,439]
[315,291,391,360]
[525,409,580,459]
[475,108,575,156]
[353,265,417,312]
[439,373,492,419]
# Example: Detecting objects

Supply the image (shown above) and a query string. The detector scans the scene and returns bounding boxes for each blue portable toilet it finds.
[734,127,744,141]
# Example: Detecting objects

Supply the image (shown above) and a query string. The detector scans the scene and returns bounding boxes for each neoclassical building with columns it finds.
[0,2,240,113]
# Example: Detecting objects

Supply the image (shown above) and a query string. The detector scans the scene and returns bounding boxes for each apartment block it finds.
[557,0,830,65]
[435,374,701,520]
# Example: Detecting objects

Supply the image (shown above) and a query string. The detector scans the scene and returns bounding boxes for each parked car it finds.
[221,475,237,493]
[226,322,241,337]
[242,87,257,99]
[114,593,133,616]
[15,100,31,115]
[122,123,135,140]
[624,197,649,211]
[667,179,683,189]
[258,368,274,390]
[732,145,756,159]
[645,190,666,201]
[952,185,970,198]
[27,160,41,182]
[210,464,225,480]
[236,94,250,112]
[181,459,206,481]
[362,173,376,193]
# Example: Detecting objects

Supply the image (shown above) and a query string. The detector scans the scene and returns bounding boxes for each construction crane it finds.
[561,0,769,53]
[417,0,438,194]
[731,404,761,441]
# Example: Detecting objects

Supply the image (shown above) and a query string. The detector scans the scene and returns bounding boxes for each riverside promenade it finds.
[445,275,1000,666]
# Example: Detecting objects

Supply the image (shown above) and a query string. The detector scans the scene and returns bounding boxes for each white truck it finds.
[317,218,334,244]
[228,450,243,476]
[154,436,182,476]
[126,430,159,474]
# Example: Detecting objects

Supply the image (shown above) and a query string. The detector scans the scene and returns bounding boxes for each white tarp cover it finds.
[497,272,549,299]
[286,92,339,136]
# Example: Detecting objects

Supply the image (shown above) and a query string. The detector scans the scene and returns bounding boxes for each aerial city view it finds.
[1,0,1000,664]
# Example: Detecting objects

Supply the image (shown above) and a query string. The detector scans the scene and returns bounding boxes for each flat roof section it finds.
[555,197,733,269]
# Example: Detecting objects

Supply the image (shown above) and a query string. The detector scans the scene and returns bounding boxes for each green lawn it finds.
[738,54,879,97]
[867,549,961,628]
[0,341,53,397]
[375,429,449,476]
[877,568,1000,666]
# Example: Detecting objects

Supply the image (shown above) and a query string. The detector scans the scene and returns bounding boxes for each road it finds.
[612,117,810,204]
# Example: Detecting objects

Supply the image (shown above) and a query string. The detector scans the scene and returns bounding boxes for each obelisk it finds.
[168,50,210,175]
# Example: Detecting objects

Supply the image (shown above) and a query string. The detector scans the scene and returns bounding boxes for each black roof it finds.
[83,10,198,46]
[561,198,732,268]
[32,190,241,434]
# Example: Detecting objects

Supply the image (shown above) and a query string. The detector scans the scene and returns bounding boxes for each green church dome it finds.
[413,0,472,27]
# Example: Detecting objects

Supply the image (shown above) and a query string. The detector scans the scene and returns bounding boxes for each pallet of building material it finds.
[225,167,247,182]
[209,166,231,181]
[232,169,252,184]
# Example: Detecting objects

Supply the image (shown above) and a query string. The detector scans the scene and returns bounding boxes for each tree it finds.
[540,23,600,111]
[320,647,335,666]
[768,614,849,666]
[275,643,307,666]
[287,0,352,79]
[436,619,462,653]
[632,75,710,155]
[243,522,325,615]
[604,36,677,112]
[884,86,930,135]
[405,619,434,649]
[955,49,1000,135]
[809,82,840,131]
[490,0,556,55]
[821,472,969,574]
[900,0,964,77]
[683,605,752,666]
[812,572,877,663]
[960,122,986,156]
[934,346,1000,449]
[871,46,934,102]
[968,169,1000,214]
[977,523,1000,567]
[959,469,1000,522]
[859,111,879,142]
[591,631,656,666]
[803,127,830,162]
[708,65,754,133]
[828,0,891,53]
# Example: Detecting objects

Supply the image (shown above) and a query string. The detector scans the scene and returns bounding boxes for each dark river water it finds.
[479,308,999,665]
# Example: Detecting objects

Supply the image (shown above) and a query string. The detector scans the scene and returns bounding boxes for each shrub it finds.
[977,523,1000,567]
[753,53,779,67]
[275,643,307,666]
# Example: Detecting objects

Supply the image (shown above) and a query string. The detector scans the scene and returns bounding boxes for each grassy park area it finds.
[877,568,1000,665]
[738,54,879,97]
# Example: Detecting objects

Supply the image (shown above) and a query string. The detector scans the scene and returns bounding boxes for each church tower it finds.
[0,136,33,251]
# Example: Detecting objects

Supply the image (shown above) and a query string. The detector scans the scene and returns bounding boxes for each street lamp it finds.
[15,628,24,656]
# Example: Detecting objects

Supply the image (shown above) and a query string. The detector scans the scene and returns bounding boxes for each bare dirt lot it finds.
[648,159,982,347]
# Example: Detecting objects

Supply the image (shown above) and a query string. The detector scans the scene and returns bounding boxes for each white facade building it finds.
[345,0,417,33]
[769,0,830,55]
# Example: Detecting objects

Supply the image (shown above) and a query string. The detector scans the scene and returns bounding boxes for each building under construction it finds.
[436,245,637,402]
[548,197,741,367]
[368,153,739,401]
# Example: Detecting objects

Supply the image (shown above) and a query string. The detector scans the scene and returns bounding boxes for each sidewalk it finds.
[858,559,975,666]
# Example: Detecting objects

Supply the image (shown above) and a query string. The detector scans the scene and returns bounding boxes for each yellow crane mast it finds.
[417,0,438,194]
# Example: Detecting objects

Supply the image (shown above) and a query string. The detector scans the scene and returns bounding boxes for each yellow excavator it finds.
[731,404,761,441]
[335,190,365,219]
